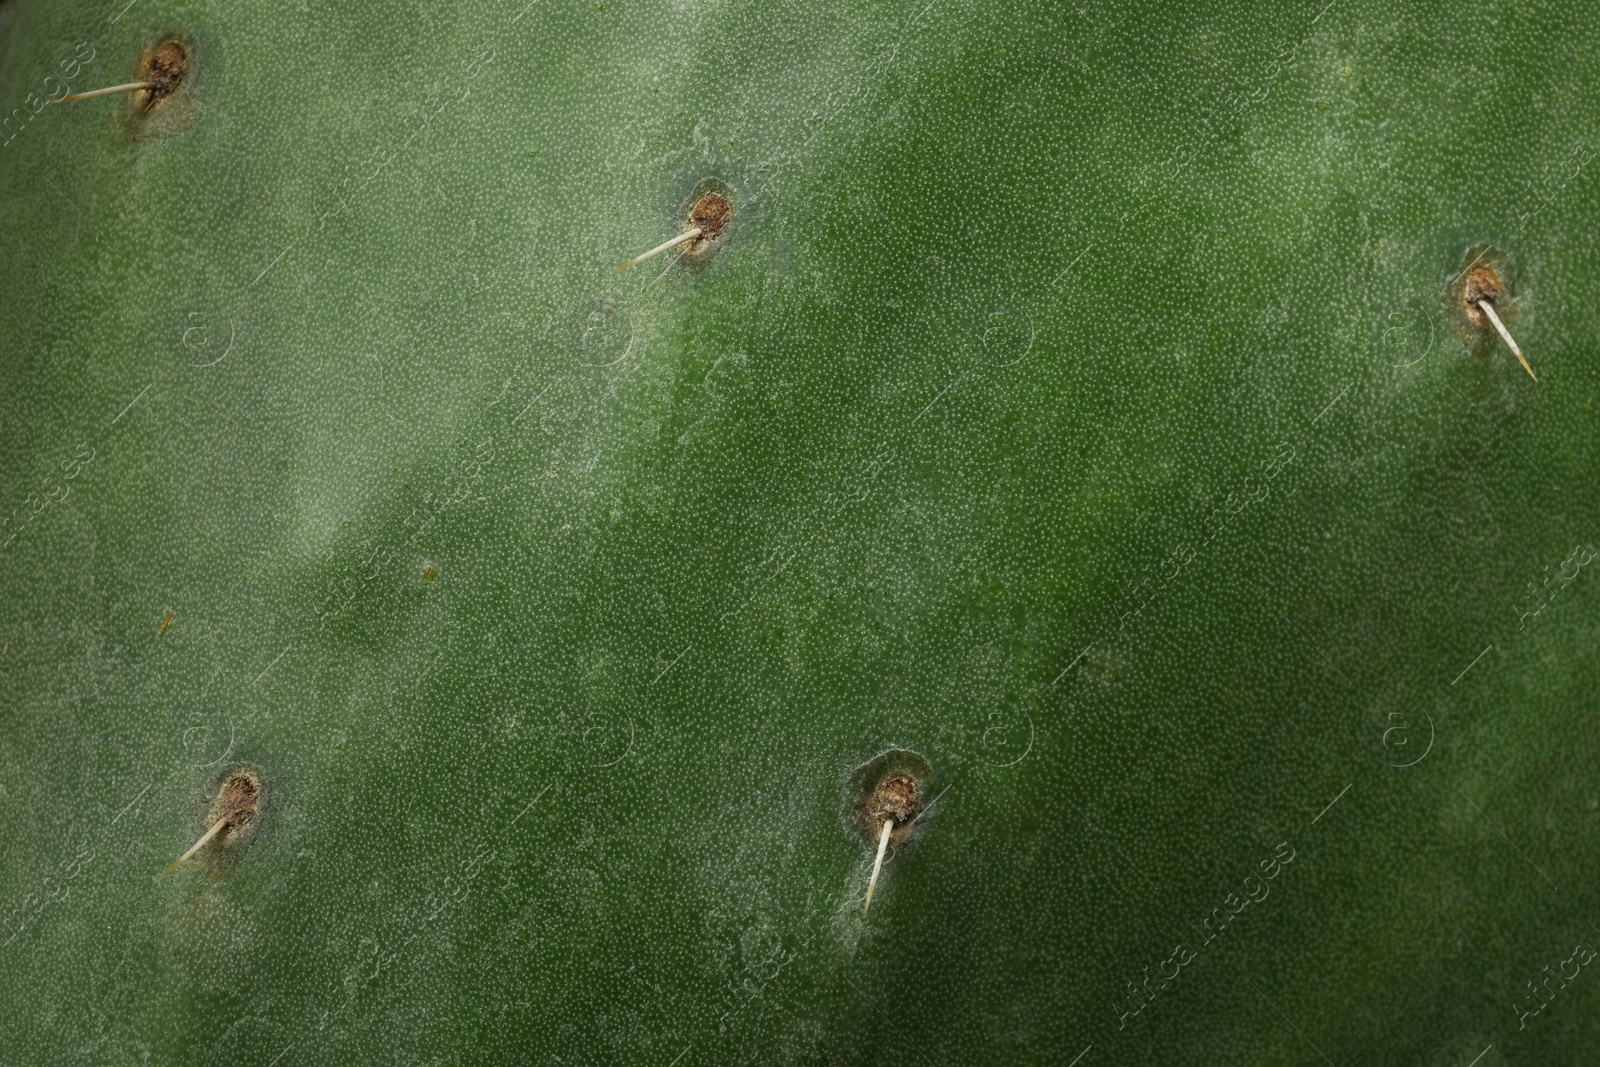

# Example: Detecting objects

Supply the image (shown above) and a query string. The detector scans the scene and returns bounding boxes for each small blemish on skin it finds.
[848,750,936,857]
[684,193,732,256]
[1451,249,1536,380]
[135,40,188,111]
[617,187,735,270]
[865,772,921,842]
[208,769,262,843]
[54,38,189,109]
[160,768,264,877]
[858,770,923,913]
[1458,261,1507,331]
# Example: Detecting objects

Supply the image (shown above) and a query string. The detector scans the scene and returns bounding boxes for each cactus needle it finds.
[1478,300,1536,381]
[159,816,226,878]
[54,81,157,104]
[617,227,701,271]
[863,818,893,914]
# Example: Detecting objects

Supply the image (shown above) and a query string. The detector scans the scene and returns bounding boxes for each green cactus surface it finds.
[2,0,1598,1063]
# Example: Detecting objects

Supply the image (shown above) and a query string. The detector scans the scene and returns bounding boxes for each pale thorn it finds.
[54,81,157,104]
[618,227,701,271]
[1479,300,1536,381]
[159,817,226,878]
[863,818,893,914]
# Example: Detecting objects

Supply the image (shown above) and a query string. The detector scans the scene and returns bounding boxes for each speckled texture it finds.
[1,0,1598,1063]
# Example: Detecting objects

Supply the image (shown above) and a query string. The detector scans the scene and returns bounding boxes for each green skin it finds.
[1,0,1598,1062]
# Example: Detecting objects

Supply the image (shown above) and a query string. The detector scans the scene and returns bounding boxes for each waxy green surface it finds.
[2,0,1598,1062]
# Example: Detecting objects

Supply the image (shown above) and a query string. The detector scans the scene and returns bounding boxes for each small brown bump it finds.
[687,193,732,250]
[846,748,935,848]
[869,772,920,828]
[160,767,264,877]
[208,768,262,846]
[859,771,924,854]
[1450,249,1536,379]
[858,771,923,914]
[616,187,735,270]
[421,561,438,581]
[135,40,188,111]
[1459,262,1507,330]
